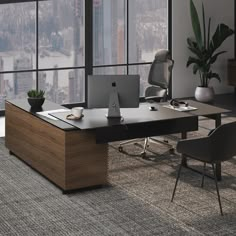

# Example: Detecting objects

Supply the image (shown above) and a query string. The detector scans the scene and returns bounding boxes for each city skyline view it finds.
[0,0,168,110]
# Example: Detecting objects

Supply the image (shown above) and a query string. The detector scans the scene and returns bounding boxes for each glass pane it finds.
[38,69,85,104]
[129,0,168,63]
[0,71,36,110]
[93,0,126,66]
[93,66,126,75]
[129,64,151,96]
[0,2,36,72]
[39,0,85,69]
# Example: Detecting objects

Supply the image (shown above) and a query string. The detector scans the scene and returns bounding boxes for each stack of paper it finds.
[37,109,69,120]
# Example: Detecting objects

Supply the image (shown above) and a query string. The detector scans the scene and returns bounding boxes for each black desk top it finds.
[182,100,230,116]
[7,99,230,131]
[50,103,194,130]
[50,100,230,130]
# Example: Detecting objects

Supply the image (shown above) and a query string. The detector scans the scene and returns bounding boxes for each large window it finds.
[93,0,169,96]
[0,0,170,111]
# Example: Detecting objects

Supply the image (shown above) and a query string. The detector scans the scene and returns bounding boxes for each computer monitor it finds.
[87,75,140,118]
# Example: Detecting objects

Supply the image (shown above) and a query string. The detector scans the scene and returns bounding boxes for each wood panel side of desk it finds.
[5,102,109,191]
[65,131,108,190]
[5,102,67,189]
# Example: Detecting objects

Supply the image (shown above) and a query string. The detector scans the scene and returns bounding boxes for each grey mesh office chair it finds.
[119,49,174,156]
[145,49,174,102]
[171,121,236,215]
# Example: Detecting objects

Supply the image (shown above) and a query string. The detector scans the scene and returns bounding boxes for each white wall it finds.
[172,0,234,98]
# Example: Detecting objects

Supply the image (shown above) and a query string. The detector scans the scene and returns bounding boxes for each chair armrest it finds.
[177,137,212,162]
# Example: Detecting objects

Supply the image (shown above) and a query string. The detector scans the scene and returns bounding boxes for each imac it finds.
[87,75,140,119]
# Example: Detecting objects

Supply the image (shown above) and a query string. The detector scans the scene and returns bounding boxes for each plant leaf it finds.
[208,51,226,65]
[187,37,198,48]
[207,71,221,82]
[187,39,203,58]
[193,64,200,74]
[186,56,202,67]
[188,46,202,58]
[209,23,234,55]
[207,17,211,50]
[202,2,206,48]
[190,0,203,48]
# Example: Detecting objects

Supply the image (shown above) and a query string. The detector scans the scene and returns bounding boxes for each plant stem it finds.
[199,72,203,86]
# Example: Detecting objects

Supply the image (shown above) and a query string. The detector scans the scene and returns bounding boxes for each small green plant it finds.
[27,89,45,98]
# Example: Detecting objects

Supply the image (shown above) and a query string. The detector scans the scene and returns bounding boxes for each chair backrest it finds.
[209,121,236,161]
[147,49,174,89]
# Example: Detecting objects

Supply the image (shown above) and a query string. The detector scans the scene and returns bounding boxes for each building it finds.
[13,54,33,97]
[68,70,76,103]
[38,71,47,92]
[0,56,4,95]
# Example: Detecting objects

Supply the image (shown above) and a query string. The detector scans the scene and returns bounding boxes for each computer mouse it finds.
[149,106,157,111]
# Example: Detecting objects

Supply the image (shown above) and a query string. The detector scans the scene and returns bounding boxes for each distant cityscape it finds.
[0,0,168,110]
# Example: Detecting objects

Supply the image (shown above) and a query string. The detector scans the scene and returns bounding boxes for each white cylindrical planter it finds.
[195,86,214,103]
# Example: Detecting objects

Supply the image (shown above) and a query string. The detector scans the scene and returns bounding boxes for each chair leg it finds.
[141,137,149,157]
[212,163,223,216]
[201,162,206,188]
[149,137,174,153]
[118,138,143,152]
[171,158,183,202]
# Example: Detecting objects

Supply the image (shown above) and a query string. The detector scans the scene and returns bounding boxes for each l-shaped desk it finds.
[5,99,229,192]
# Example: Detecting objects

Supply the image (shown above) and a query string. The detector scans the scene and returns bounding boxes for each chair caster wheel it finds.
[141,152,146,158]
[169,148,175,154]
[118,146,123,152]
[9,150,14,155]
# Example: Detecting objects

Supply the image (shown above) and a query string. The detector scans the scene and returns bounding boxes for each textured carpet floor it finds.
[0,115,236,235]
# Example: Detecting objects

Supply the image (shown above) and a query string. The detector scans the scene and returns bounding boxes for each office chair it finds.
[171,121,236,216]
[119,49,174,157]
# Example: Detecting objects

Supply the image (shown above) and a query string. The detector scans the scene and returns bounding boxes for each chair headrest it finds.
[154,49,172,62]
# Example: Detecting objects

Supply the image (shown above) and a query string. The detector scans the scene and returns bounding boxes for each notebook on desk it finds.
[163,104,198,112]
[37,109,69,120]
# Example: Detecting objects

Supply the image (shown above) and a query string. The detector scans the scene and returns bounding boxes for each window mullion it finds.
[36,0,39,90]
[85,0,93,106]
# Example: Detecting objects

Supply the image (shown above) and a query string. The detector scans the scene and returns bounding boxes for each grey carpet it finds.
[0,115,236,235]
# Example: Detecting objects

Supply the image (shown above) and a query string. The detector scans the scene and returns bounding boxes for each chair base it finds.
[119,137,174,157]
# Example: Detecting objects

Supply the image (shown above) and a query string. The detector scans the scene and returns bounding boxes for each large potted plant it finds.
[187,0,234,102]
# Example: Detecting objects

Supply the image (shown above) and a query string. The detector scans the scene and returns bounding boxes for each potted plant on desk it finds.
[27,89,45,109]
[187,0,234,102]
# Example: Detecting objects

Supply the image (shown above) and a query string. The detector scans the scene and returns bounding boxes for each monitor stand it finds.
[106,90,121,119]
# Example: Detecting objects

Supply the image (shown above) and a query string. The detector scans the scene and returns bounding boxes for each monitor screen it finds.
[87,75,140,118]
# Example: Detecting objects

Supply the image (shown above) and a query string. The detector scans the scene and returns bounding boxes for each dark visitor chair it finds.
[119,49,174,156]
[171,121,236,215]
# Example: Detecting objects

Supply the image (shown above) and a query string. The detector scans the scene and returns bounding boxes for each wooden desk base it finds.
[5,102,108,192]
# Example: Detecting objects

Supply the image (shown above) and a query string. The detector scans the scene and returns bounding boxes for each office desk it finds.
[5,99,228,192]
[51,100,229,181]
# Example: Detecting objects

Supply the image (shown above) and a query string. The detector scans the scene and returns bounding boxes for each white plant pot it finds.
[195,86,214,103]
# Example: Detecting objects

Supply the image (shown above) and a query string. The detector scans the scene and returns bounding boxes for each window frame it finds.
[0,0,172,114]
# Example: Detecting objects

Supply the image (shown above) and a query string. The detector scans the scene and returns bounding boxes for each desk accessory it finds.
[163,104,197,112]
[170,99,189,108]
[71,107,84,118]
[149,106,157,111]
[66,114,84,120]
